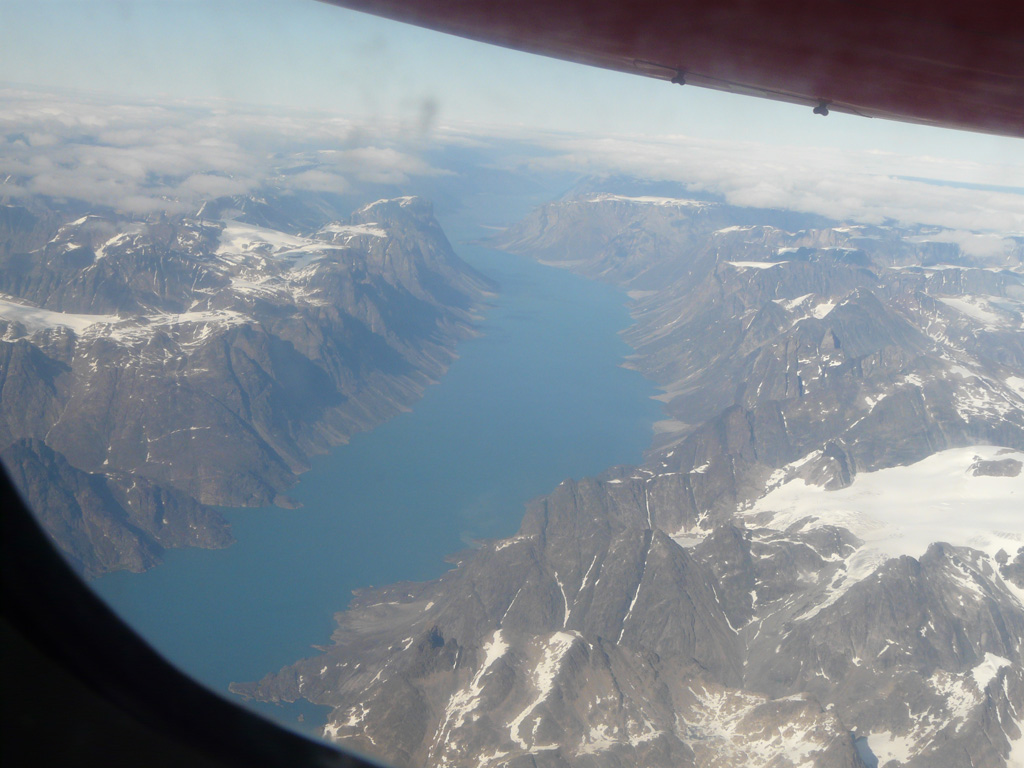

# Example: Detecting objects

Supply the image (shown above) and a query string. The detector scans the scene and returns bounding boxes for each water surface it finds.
[92,237,661,734]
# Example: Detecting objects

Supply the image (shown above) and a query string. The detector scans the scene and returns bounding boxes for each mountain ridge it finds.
[236,182,1024,768]
[0,194,493,575]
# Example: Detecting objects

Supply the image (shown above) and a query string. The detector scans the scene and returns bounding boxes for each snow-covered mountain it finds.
[235,184,1024,768]
[0,195,492,574]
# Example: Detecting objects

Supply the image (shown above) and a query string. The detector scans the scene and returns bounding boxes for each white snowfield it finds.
[216,221,321,257]
[863,651,1018,767]
[772,293,836,320]
[585,194,710,208]
[866,731,915,766]
[318,222,388,239]
[0,295,119,334]
[715,225,757,234]
[726,261,788,270]
[94,231,134,260]
[1011,732,1024,768]
[742,446,1024,607]
[217,220,362,260]
[508,632,580,751]
[0,293,246,345]
[1009,377,1024,401]
[3,216,396,345]
[972,652,1013,691]
[682,685,837,768]
[938,295,1024,331]
[361,196,417,211]
[433,629,510,757]
[216,220,388,272]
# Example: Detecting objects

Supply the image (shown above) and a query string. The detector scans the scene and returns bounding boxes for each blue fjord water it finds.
[91,239,661,733]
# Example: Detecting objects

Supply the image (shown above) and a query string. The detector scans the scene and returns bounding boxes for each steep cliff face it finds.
[1,438,231,576]
[0,195,492,575]
[496,188,1024,520]
[236,185,1024,768]
[237,456,1023,768]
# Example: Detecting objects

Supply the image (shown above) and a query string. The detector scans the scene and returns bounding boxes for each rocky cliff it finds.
[0,195,492,575]
[235,183,1024,768]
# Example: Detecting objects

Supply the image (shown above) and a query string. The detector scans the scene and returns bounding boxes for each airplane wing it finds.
[318,0,1024,137]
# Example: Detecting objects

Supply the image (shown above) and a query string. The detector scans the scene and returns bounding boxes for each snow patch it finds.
[972,653,1012,691]
[577,723,619,755]
[671,533,705,549]
[938,296,1013,330]
[495,535,532,551]
[437,630,509,736]
[811,300,836,319]
[726,261,787,270]
[94,232,130,260]
[318,222,387,239]
[773,293,813,312]
[588,194,709,208]
[683,685,834,767]
[0,294,247,345]
[0,294,118,333]
[1007,376,1024,401]
[359,196,417,212]
[508,632,579,750]
[217,220,347,267]
[743,446,1024,610]
[866,730,915,765]
[930,670,980,725]
[1009,729,1024,768]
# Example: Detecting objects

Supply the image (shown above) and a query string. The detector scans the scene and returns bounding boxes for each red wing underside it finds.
[320,0,1024,137]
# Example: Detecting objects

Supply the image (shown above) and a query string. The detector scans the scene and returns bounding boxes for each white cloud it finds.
[915,230,1016,258]
[1,86,1021,240]
[508,131,1024,235]
[282,169,349,194]
[0,88,451,214]
[178,173,254,199]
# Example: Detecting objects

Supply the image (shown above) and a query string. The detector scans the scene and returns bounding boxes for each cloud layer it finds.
[2,87,1022,249]
[0,89,449,215]
[508,131,1024,238]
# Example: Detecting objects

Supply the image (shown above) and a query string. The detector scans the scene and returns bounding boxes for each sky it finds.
[1,0,1023,234]
[1,0,1022,157]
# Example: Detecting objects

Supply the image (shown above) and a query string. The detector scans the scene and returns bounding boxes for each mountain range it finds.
[0,195,491,575]
[233,183,1024,768]
[3,176,1022,767]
